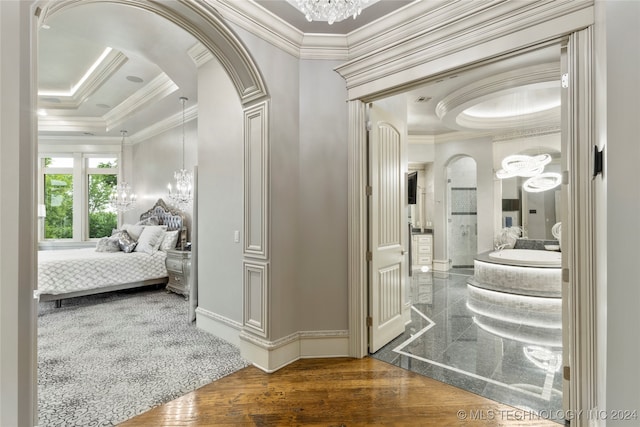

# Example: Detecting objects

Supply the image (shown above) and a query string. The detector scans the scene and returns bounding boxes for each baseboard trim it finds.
[432,259,450,272]
[403,301,412,325]
[195,307,243,347]
[239,330,350,373]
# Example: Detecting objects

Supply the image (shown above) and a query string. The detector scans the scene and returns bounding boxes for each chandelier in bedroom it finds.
[168,96,193,211]
[109,130,137,213]
[291,0,369,25]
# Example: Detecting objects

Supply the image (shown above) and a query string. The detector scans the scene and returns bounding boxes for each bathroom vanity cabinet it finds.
[411,233,433,269]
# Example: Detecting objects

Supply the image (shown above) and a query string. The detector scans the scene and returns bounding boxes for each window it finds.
[87,158,118,239]
[40,154,119,241]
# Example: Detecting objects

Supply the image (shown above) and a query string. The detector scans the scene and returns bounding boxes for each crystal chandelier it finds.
[293,0,369,25]
[109,130,137,213]
[168,97,193,211]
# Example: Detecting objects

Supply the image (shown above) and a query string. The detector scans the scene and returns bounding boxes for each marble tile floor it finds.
[372,268,565,424]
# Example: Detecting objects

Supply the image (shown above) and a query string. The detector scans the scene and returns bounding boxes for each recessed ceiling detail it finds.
[38,48,128,110]
[435,63,561,131]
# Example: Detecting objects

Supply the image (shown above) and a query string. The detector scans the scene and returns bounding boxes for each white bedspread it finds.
[37,248,168,296]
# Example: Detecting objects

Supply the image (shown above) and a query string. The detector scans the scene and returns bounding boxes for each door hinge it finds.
[563,366,570,380]
[562,268,570,283]
[366,185,372,196]
[366,120,372,132]
[366,251,372,261]
[561,73,569,88]
[367,316,373,327]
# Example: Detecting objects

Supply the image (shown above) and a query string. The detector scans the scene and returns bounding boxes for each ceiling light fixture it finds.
[292,0,369,24]
[167,97,193,211]
[109,130,137,213]
[495,154,551,179]
[522,172,562,193]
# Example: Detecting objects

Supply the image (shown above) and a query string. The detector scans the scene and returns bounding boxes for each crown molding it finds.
[212,0,304,58]
[131,104,198,144]
[187,42,213,67]
[38,116,106,134]
[38,103,198,145]
[212,0,443,61]
[336,0,594,98]
[103,72,179,132]
[299,33,349,60]
[430,125,561,145]
[343,0,459,60]
[37,136,119,149]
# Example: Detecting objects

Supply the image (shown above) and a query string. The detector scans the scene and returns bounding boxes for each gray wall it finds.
[196,57,244,323]
[128,120,197,228]
[230,25,350,337]
[233,25,301,339]
[298,59,348,331]
[598,0,640,421]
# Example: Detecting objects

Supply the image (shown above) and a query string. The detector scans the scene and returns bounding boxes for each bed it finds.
[37,199,187,307]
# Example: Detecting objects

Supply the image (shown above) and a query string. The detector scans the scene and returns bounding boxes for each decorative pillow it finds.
[136,216,160,226]
[95,236,121,252]
[122,223,145,241]
[134,225,166,254]
[159,229,181,251]
[114,230,137,253]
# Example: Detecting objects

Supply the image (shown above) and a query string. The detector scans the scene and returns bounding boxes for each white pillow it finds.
[134,225,167,254]
[159,229,180,251]
[122,223,145,241]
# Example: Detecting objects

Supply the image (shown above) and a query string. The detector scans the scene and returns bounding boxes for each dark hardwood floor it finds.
[121,357,559,426]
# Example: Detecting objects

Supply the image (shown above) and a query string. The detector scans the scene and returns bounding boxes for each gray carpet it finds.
[38,287,249,426]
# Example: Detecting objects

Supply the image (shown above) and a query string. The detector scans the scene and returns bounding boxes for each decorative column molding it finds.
[243,101,269,259]
[242,100,270,342]
[562,27,598,419]
[347,100,368,358]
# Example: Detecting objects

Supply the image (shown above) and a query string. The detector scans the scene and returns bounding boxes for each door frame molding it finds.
[344,4,597,421]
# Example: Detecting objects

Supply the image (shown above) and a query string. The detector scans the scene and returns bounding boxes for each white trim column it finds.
[347,100,368,358]
[0,1,37,425]
[563,27,598,422]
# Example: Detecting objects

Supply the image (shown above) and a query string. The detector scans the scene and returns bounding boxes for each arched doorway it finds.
[446,156,478,269]
[13,0,271,423]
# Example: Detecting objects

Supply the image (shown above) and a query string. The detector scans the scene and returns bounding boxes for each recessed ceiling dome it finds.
[436,63,561,131]
[464,84,560,119]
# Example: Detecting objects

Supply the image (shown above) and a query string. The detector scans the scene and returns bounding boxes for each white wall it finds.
[598,1,640,423]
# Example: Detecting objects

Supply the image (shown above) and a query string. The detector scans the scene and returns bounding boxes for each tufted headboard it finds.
[139,199,187,248]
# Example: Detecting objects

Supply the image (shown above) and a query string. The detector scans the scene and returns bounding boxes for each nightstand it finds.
[165,249,192,299]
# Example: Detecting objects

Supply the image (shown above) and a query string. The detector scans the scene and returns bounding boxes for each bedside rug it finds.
[38,289,249,427]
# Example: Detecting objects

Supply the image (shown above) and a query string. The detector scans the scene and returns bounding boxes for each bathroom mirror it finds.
[499,149,561,240]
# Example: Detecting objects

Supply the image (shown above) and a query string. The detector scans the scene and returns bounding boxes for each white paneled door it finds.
[368,103,407,353]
